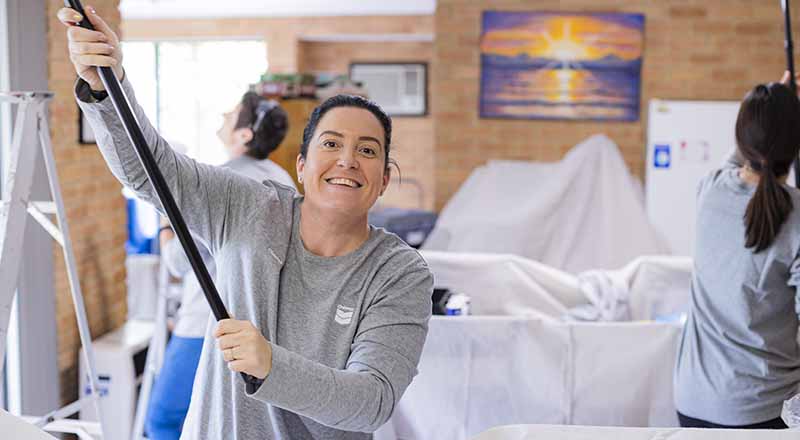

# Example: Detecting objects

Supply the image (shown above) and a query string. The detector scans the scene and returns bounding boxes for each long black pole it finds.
[783,0,800,187]
[64,0,258,387]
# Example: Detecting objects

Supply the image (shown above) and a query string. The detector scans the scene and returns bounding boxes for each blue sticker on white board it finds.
[654,144,671,169]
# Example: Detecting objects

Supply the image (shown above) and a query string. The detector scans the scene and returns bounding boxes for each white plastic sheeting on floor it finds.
[0,411,56,439]
[472,424,798,440]
[375,252,693,440]
[423,135,669,274]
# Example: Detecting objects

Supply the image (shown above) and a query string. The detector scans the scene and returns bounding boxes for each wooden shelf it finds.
[269,98,319,191]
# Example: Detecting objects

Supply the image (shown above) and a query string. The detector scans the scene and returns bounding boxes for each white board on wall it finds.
[645,99,741,256]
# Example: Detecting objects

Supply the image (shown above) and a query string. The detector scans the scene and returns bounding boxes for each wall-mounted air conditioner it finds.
[350,63,428,116]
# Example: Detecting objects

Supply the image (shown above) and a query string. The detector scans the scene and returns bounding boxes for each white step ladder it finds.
[0,91,106,439]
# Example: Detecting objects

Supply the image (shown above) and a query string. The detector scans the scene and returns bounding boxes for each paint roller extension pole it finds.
[63,0,260,389]
[782,0,800,187]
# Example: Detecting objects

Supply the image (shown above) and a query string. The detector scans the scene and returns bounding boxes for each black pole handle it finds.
[782,0,800,187]
[63,0,260,389]
[784,0,797,94]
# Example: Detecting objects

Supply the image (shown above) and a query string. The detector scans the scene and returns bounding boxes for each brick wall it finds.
[46,0,128,404]
[433,0,800,210]
[124,3,800,212]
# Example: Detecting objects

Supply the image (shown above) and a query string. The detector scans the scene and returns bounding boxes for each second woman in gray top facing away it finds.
[58,6,433,440]
[675,74,800,429]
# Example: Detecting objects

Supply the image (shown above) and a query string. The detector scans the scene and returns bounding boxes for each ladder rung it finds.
[0,91,54,104]
[27,203,63,247]
[29,201,56,214]
[30,395,99,428]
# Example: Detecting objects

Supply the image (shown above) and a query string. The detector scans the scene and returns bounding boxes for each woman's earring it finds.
[298,174,303,184]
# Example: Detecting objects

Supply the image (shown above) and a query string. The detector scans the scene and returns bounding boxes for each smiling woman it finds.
[296,96,395,255]
[58,5,433,440]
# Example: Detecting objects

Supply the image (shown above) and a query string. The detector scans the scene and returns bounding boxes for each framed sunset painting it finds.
[479,11,645,121]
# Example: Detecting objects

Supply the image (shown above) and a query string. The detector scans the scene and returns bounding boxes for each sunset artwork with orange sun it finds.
[479,11,645,121]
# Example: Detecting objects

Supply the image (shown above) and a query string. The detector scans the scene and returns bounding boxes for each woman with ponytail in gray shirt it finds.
[675,74,800,429]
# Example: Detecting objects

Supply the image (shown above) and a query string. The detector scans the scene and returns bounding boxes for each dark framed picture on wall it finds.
[349,62,428,116]
[78,107,95,144]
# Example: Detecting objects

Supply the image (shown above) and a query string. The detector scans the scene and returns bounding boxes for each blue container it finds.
[124,188,160,255]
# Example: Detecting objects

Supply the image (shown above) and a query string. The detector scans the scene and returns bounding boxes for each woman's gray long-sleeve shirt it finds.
[675,154,800,425]
[75,77,433,439]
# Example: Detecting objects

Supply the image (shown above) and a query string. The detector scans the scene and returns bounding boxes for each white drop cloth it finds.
[423,134,669,273]
[472,424,798,440]
[375,253,694,440]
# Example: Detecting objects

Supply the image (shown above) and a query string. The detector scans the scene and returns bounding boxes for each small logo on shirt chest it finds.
[335,305,355,325]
